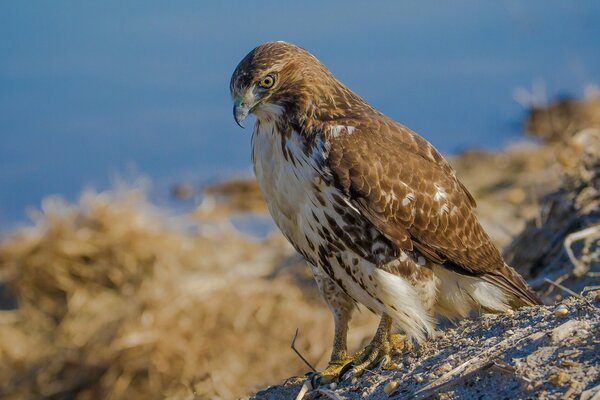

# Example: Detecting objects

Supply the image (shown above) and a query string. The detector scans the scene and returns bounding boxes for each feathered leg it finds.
[310,266,355,385]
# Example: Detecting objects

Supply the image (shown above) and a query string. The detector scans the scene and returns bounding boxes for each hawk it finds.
[230,42,540,384]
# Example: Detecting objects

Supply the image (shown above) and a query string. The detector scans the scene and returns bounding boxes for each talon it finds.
[338,361,356,382]
[378,354,391,369]
[309,372,321,388]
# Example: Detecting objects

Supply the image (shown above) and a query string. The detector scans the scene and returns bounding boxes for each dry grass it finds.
[0,186,375,399]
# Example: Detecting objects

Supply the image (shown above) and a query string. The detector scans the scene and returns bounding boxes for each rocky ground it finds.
[0,95,599,399]
[252,292,600,400]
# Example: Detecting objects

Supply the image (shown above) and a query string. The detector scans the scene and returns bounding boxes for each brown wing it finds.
[327,116,540,306]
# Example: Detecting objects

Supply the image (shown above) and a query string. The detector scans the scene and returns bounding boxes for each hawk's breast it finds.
[252,121,396,301]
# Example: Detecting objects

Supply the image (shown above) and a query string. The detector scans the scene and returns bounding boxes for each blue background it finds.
[1,1,599,228]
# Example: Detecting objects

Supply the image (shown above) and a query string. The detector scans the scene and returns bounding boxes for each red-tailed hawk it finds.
[230,42,540,384]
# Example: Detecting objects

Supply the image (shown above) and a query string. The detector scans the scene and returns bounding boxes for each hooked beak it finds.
[233,97,250,128]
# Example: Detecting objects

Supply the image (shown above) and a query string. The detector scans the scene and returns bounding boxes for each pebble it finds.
[383,381,399,394]
[329,382,337,390]
[414,375,424,383]
[561,360,578,367]
[554,305,569,317]
[506,329,515,336]
[435,362,453,375]
[549,370,570,385]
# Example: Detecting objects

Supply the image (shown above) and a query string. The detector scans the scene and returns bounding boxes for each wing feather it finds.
[326,117,540,306]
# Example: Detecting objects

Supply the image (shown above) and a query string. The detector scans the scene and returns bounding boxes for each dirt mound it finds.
[252,292,600,400]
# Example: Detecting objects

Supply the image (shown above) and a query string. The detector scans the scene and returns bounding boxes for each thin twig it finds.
[544,278,595,308]
[564,225,600,277]
[294,380,312,400]
[291,328,317,372]
[582,285,600,293]
[544,278,581,298]
[362,367,384,378]
[543,274,568,297]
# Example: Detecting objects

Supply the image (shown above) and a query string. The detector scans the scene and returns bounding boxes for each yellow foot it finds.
[389,333,406,353]
[283,375,309,385]
[310,337,406,386]
[306,357,353,387]
[338,341,392,381]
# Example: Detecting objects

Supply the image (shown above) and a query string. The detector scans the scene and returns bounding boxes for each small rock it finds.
[551,320,590,343]
[506,329,515,336]
[554,305,569,317]
[434,362,453,375]
[505,309,515,316]
[384,381,399,394]
[561,359,578,367]
[414,375,424,383]
[329,382,337,390]
[523,383,534,392]
[549,369,570,385]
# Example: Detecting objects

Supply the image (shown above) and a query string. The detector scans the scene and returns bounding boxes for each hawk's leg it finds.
[309,267,355,386]
[338,313,395,382]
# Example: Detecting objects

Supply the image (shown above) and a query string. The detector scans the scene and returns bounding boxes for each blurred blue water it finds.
[1,1,599,229]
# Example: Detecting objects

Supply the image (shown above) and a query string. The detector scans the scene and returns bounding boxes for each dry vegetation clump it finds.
[525,94,600,142]
[0,186,375,399]
[504,128,600,297]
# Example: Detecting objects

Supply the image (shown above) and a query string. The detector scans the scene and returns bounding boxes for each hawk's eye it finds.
[259,75,275,89]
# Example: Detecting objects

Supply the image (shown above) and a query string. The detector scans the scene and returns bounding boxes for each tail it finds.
[481,263,542,307]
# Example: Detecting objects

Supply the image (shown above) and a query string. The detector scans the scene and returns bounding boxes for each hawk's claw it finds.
[304,371,321,388]
[338,361,356,382]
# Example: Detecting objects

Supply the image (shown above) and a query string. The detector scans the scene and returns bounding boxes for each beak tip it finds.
[233,104,249,129]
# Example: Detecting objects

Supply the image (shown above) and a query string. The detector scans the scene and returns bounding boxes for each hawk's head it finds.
[230,41,364,129]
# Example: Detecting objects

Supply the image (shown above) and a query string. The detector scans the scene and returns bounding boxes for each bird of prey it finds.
[230,42,540,384]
